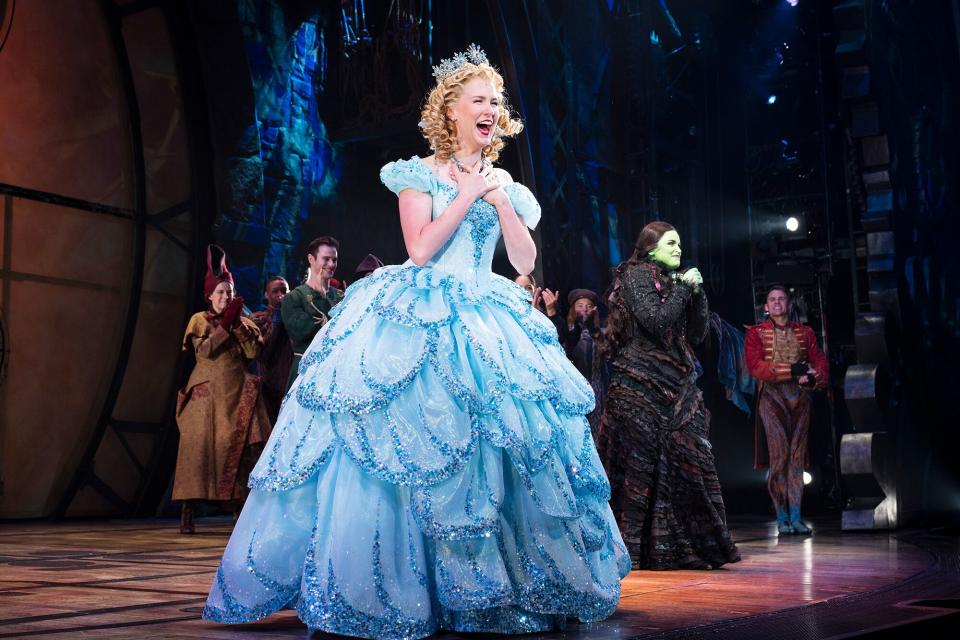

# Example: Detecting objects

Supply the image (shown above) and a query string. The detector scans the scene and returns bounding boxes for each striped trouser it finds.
[759,382,811,511]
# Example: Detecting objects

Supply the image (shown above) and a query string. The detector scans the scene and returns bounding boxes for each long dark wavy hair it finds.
[600,221,676,357]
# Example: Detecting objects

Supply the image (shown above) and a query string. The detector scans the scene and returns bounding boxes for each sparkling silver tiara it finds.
[431,43,490,82]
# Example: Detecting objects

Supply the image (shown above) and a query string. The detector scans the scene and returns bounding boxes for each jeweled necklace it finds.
[450,153,488,173]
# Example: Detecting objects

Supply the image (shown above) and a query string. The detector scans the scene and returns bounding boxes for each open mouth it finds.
[476,120,493,137]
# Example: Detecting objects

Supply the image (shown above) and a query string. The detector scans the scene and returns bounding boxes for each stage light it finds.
[767,94,777,105]
[787,0,799,7]
[786,216,800,232]
[803,471,812,485]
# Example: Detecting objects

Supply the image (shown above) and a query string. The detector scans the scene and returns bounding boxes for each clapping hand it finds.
[541,288,559,317]
[531,286,544,311]
[236,320,259,342]
[220,296,245,331]
[585,307,601,330]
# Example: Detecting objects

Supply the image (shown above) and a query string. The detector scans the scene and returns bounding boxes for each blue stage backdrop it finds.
[195,0,339,305]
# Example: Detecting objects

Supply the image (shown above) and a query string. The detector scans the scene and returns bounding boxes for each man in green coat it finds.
[281,236,345,390]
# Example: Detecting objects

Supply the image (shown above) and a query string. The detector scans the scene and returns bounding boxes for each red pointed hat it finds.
[204,244,234,298]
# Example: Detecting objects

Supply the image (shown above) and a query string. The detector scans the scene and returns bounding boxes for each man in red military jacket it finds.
[745,285,829,535]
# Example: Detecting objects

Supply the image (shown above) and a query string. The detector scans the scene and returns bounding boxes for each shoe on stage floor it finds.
[179,503,195,535]
[789,506,812,535]
[776,507,792,535]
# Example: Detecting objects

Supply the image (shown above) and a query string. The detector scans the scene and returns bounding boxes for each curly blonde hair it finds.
[420,63,524,163]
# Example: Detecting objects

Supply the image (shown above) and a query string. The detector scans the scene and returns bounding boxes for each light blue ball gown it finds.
[203,157,630,639]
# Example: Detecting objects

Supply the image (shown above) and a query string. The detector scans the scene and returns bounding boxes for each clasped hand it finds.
[449,162,507,206]
[679,267,703,289]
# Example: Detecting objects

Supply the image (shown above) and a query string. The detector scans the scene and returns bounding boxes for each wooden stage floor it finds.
[1,516,957,639]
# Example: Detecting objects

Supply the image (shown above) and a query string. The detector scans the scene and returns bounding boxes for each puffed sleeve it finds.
[380,158,434,196]
[502,182,542,230]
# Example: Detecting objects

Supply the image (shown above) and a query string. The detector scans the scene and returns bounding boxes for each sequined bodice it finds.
[425,182,502,288]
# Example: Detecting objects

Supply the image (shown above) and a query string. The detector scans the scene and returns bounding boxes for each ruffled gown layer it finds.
[203,158,630,639]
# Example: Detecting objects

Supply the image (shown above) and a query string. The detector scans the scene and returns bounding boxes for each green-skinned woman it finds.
[595,221,740,570]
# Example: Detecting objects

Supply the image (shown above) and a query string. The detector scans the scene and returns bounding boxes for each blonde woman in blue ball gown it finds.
[203,45,629,639]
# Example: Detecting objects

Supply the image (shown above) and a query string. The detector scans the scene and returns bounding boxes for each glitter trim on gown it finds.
[202,158,631,639]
